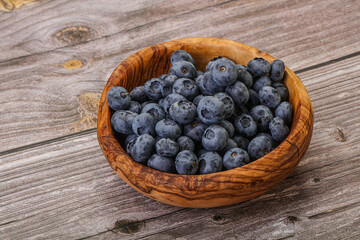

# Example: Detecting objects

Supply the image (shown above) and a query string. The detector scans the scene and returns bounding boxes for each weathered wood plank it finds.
[82,55,360,240]
[1,55,360,239]
[0,133,182,239]
[0,0,226,62]
[1,0,360,152]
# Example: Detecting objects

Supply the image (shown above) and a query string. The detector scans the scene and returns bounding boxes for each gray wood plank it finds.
[1,54,360,240]
[0,0,226,62]
[1,0,360,152]
[0,133,182,239]
[80,53,360,240]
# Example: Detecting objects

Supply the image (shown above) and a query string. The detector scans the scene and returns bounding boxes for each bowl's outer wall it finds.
[97,37,314,208]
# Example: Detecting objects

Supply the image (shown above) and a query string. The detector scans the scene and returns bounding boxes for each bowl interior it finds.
[97,37,313,208]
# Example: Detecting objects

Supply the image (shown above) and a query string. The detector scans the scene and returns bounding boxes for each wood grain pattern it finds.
[0,0,226,62]
[97,37,314,208]
[1,53,359,238]
[1,0,360,239]
[1,0,360,152]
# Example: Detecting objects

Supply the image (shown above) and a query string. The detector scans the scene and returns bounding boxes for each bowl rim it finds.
[97,37,313,202]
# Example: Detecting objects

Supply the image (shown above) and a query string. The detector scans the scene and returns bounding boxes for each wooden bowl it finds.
[97,37,314,208]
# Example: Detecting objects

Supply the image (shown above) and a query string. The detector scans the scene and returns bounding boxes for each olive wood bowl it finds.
[97,37,314,208]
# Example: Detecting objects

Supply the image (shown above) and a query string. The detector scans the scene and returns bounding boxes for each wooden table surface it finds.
[1,0,359,239]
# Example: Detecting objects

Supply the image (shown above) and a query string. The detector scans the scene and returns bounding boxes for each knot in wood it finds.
[56,26,95,44]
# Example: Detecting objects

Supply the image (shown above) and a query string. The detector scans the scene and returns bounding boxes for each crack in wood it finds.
[294,51,360,74]
[274,234,296,240]
[335,127,347,142]
[0,220,17,227]
[285,140,300,157]
[0,128,96,156]
[308,201,360,220]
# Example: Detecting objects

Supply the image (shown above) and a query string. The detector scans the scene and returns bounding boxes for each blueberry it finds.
[130,134,156,164]
[130,86,149,103]
[234,114,258,138]
[237,65,247,71]
[170,50,196,67]
[218,120,235,138]
[160,74,178,97]
[193,94,204,106]
[175,150,199,175]
[195,71,225,95]
[248,135,273,160]
[144,78,163,100]
[275,101,293,126]
[237,65,253,88]
[141,100,156,108]
[141,103,166,121]
[158,98,165,109]
[270,60,285,82]
[205,56,223,72]
[269,117,290,142]
[247,58,271,77]
[259,86,281,108]
[132,113,156,136]
[250,105,274,132]
[252,76,272,93]
[232,135,250,150]
[256,132,276,147]
[202,125,229,151]
[126,138,136,155]
[147,154,175,173]
[111,110,138,134]
[197,96,226,124]
[158,73,169,80]
[155,118,182,139]
[128,101,141,113]
[272,82,289,101]
[228,104,249,122]
[156,138,180,158]
[177,136,195,152]
[210,57,238,86]
[214,92,235,118]
[196,70,204,77]
[225,81,249,106]
[125,134,138,147]
[169,100,197,124]
[197,148,209,157]
[183,118,209,142]
[172,78,199,101]
[162,93,187,114]
[223,148,250,170]
[107,86,131,110]
[170,61,197,80]
[245,89,260,109]
[198,152,223,174]
[220,138,238,156]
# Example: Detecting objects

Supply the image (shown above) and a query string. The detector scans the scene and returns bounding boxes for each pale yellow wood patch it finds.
[67,92,101,133]
[0,0,39,12]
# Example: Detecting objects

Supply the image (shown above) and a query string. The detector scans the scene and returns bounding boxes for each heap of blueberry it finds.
[107,50,292,175]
